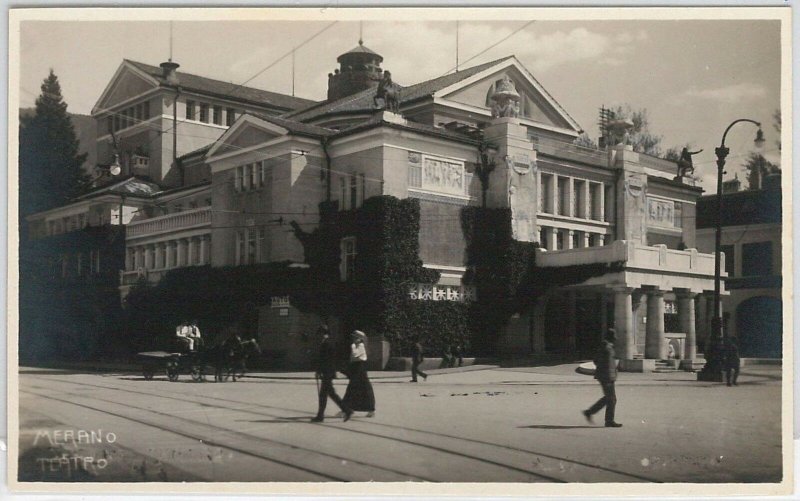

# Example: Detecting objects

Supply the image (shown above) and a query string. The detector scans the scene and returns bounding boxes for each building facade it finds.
[696,174,782,357]
[27,43,733,369]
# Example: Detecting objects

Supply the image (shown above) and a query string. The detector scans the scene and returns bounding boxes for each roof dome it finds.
[337,40,383,64]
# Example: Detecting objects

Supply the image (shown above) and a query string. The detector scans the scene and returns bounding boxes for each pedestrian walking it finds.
[583,328,622,428]
[343,330,376,417]
[440,344,454,369]
[724,337,741,387]
[311,324,352,423]
[410,337,428,382]
[454,343,464,368]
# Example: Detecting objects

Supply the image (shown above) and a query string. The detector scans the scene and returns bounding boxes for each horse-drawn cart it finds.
[136,351,205,382]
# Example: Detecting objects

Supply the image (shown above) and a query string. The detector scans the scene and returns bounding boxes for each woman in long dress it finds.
[343,330,375,417]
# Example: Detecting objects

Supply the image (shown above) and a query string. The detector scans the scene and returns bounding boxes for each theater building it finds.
[29,42,726,369]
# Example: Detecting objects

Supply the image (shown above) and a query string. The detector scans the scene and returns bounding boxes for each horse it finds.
[214,338,261,382]
[374,73,401,114]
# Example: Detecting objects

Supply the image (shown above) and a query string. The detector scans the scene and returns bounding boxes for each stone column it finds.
[567,230,575,250]
[177,239,186,267]
[696,293,709,353]
[125,248,133,271]
[600,234,607,246]
[613,287,635,360]
[598,183,606,221]
[677,290,697,360]
[155,243,164,269]
[582,181,590,219]
[550,175,558,215]
[135,247,143,270]
[199,236,208,264]
[549,227,558,251]
[144,245,153,270]
[645,289,666,359]
[582,232,590,248]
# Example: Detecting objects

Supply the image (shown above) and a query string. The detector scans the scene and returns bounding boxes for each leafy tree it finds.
[19,69,90,218]
[743,152,779,190]
[573,132,598,149]
[608,104,664,157]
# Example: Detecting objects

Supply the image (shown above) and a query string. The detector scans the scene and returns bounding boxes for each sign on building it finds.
[408,284,476,302]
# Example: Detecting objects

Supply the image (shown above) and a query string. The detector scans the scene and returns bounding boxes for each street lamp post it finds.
[697,119,764,382]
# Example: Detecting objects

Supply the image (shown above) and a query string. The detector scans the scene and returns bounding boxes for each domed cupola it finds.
[327,40,384,101]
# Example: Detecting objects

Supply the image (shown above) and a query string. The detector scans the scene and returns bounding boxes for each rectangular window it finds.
[340,237,357,281]
[143,100,150,119]
[226,108,236,126]
[247,229,257,264]
[574,180,586,219]
[78,214,85,228]
[61,254,69,278]
[213,105,222,125]
[350,175,358,210]
[359,173,366,206]
[236,231,244,266]
[250,163,259,188]
[135,103,142,121]
[185,100,195,120]
[720,245,735,277]
[107,116,114,134]
[572,231,581,249]
[89,250,100,275]
[243,164,252,191]
[257,227,266,263]
[539,227,548,249]
[235,166,243,191]
[114,114,121,132]
[604,185,613,222]
[556,229,565,250]
[199,103,209,123]
[76,253,83,276]
[674,202,683,228]
[340,177,347,210]
[259,160,267,187]
[742,241,772,277]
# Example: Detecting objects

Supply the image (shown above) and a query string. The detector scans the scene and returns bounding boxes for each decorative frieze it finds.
[408,284,476,302]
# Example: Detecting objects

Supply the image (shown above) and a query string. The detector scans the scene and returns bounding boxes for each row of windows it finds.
[127,238,209,271]
[108,101,151,133]
[52,250,102,279]
[235,227,267,265]
[539,173,609,221]
[235,161,269,192]
[721,241,774,277]
[48,214,88,236]
[539,226,607,251]
[186,100,237,126]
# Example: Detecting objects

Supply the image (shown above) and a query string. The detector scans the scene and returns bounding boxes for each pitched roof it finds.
[125,60,317,111]
[75,176,163,200]
[249,113,337,138]
[284,56,515,122]
[331,113,481,146]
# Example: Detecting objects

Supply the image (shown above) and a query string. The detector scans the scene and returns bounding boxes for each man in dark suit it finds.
[312,325,352,423]
[583,328,622,427]
[410,338,428,383]
[724,337,741,387]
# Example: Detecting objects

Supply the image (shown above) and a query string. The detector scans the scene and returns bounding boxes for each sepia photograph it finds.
[7,6,792,496]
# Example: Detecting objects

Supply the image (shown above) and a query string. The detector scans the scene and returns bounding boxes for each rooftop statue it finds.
[490,75,521,118]
[374,70,401,114]
[677,147,703,177]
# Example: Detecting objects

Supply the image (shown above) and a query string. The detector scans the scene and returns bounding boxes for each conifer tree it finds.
[19,69,89,218]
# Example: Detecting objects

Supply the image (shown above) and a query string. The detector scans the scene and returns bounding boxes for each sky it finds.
[16,15,783,193]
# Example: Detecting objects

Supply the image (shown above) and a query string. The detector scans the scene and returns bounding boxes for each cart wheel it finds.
[166,361,179,382]
[191,365,205,382]
[142,368,154,380]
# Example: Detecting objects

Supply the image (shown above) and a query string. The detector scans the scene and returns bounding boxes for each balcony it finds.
[127,207,211,239]
[536,239,719,278]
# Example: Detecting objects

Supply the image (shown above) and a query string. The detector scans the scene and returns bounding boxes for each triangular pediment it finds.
[91,62,159,115]
[436,58,581,134]
[206,115,289,159]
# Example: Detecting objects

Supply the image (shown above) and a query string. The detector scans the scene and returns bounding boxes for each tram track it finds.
[24,374,661,482]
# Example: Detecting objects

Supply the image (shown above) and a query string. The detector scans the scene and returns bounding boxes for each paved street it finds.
[17,364,783,483]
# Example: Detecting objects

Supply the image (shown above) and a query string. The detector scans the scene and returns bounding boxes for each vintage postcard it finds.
[6,6,793,497]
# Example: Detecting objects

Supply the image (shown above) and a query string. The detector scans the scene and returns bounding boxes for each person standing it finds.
[176,320,193,351]
[343,331,376,417]
[583,328,622,428]
[312,325,352,423]
[410,338,428,382]
[724,337,741,387]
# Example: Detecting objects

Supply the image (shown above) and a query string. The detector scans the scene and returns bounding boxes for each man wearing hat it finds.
[583,328,622,427]
[312,324,352,423]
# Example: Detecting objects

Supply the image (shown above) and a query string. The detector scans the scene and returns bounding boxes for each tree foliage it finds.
[743,152,780,190]
[608,104,664,157]
[19,69,90,219]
